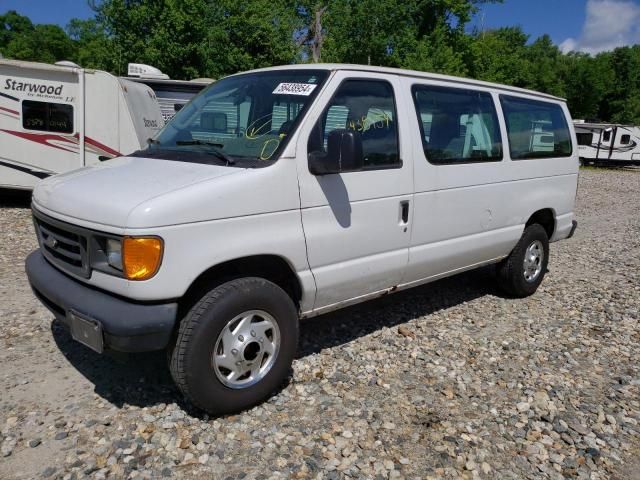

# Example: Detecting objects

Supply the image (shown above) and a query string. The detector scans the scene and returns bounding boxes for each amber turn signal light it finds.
[122,237,163,280]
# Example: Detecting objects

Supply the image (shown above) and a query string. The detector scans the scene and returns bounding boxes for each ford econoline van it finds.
[25,65,579,414]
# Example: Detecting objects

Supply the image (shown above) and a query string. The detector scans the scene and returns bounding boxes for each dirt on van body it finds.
[1,168,639,480]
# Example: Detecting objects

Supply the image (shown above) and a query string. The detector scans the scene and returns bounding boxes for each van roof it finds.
[240,63,566,103]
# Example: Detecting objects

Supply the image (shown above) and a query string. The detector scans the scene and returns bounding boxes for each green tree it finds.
[92,0,299,79]
[296,0,500,75]
[562,52,610,120]
[525,34,565,97]
[67,18,115,70]
[0,10,33,50]
[202,0,300,77]
[1,11,76,63]
[470,26,531,86]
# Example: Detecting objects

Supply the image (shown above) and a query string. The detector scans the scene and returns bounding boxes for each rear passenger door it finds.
[296,72,413,310]
[403,81,517,285]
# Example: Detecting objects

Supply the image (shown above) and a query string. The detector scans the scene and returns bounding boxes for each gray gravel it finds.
[1,168,639,479]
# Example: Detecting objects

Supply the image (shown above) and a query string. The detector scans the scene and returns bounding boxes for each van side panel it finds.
[403,78,578,286]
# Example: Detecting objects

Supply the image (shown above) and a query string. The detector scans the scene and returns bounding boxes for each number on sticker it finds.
[272,83,317,96]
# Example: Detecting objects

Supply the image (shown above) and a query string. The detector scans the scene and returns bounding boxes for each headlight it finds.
[106,238,123,271]
[122,236,163,280]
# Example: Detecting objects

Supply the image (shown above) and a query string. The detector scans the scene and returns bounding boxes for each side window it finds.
[22,100,74,134]
[308,79,400,169]
[412,85,502,164]
[602,130,611,142]
[500,95,572,159]
[620,134,631,145]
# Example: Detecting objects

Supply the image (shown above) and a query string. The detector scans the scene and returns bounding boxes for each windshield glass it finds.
[141,69,329,166]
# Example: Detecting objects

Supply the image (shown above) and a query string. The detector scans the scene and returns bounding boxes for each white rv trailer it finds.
[0,59,165,190]
[123,63,212,122]
[574,121,640,166]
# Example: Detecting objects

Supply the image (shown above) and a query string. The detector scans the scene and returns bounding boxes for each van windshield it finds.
[140,69,329,166]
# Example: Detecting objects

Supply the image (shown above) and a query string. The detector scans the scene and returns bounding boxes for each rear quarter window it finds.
[500,96,572,160]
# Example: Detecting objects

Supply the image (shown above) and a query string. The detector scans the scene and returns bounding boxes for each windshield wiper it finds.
[175,140,235,165]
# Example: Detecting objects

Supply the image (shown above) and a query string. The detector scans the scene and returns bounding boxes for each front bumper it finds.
[25,249,178,352]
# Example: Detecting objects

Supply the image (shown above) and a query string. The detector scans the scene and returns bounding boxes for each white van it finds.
[25,64,579,414]
[0,59,165,190]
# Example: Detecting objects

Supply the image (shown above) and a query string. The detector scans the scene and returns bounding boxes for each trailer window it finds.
[620,134,631,145]
[22,100,74,134]
[411,85,502,164]
[576,132,593,146]
[602,130,611,142]
[500,96,572,159]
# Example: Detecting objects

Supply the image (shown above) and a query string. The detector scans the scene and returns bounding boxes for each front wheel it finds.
[169,277,299,415]
[496,224,549,298]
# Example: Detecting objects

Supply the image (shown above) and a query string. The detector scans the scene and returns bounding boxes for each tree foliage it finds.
[2,1,640,123]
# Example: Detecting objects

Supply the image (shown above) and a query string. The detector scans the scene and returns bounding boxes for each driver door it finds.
[295,71,413,311]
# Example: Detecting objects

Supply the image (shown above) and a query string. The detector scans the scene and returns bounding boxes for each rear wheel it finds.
[496,224,549,298]
[169,277,298,415]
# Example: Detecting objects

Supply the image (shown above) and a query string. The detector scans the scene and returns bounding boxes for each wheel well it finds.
[526,209,555,239]
[179,255,302,317]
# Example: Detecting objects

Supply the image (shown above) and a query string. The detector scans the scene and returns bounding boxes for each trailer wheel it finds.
[496,224,549,298]
[169,277,299,415]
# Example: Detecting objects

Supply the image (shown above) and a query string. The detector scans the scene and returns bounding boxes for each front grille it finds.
[33,211,90,278]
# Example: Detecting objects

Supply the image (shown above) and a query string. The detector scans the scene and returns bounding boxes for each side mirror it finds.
[308,129,364,175]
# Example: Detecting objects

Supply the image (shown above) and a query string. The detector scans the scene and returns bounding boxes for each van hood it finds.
[32,156,242,228]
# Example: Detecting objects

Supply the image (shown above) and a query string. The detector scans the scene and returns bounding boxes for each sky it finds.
[2,0,640,55]
[473,0,640,54]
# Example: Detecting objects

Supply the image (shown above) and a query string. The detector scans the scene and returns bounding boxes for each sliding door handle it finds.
[400,201,410,225]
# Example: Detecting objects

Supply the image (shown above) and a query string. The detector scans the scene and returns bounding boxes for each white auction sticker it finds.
[272,83,317,96]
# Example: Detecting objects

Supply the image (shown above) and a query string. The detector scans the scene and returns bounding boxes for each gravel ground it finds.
[0,168,639,480]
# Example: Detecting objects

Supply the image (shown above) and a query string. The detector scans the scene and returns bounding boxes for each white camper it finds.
[574,121,640,166]
[0,59,165,190]
[123,63,212,122]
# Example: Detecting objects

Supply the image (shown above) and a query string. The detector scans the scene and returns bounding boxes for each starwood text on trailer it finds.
[25,64,579,415]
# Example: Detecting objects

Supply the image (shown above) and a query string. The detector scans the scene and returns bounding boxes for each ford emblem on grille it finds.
[45,236,58,249]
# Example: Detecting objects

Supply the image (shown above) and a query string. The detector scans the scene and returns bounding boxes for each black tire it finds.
[496,224,549,298]
[169,277,299,415]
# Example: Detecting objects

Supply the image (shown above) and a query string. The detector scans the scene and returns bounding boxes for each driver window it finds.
[308,79,401,169]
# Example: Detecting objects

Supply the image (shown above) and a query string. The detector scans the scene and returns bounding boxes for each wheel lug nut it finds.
[251,330,256,337]
[231,349,238,355]
[259,338,264,343]
[238,335,244,342]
